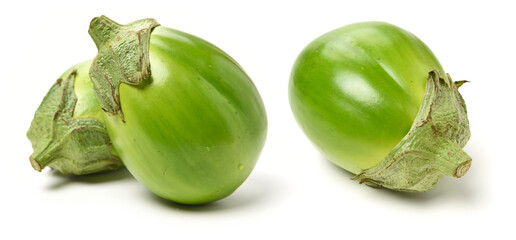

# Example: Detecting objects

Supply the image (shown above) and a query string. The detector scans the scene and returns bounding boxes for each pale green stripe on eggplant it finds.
[150,27,265,120]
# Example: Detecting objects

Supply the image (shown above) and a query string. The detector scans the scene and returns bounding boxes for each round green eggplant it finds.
[289,22,471,192]
[89,17,267,204]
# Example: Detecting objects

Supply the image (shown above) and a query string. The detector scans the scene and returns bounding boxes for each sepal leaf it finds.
[352,70,471,192]
[27,69,122,175]
[88,16,160,119]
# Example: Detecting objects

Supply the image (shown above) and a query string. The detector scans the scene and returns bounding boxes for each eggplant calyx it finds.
[352,70,471,192]
[88,16,160,120]
[26,70,122,175]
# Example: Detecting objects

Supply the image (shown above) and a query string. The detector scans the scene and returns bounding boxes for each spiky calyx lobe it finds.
[353,70,471,192]
[27,64,122,175]
[88,16,160,120]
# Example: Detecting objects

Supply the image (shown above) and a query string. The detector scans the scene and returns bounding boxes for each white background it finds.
[1,0,514,239]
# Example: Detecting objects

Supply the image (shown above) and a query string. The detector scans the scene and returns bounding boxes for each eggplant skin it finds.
[289,22,444,174]
[103,26,267,205]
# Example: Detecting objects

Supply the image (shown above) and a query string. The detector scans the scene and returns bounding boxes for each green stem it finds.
[89,16,122,50]
[88,16,160,120]
[353,70,471,192]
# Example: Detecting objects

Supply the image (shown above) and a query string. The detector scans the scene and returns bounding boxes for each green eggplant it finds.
[27,60,122,175]
[88,16,267,204]
[289,22,471,192]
